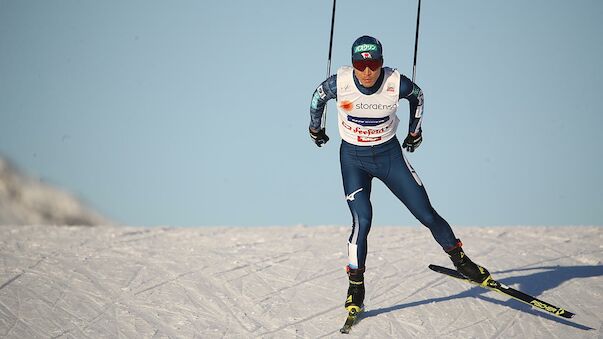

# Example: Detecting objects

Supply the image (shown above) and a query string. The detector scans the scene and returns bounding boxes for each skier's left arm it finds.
[399,75,424,152]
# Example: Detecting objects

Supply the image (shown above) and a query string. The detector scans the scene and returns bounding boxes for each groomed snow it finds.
[0,225,601,338]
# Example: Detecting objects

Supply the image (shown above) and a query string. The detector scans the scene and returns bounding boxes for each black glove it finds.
[309,128,329,147]
[402,132,422,152]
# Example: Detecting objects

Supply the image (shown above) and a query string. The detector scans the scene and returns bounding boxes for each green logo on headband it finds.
[354,44,377,53]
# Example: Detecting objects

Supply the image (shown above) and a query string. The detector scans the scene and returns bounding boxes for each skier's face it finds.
[353,63,382,88]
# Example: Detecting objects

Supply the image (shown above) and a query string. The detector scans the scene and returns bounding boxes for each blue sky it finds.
[1,1,602,227]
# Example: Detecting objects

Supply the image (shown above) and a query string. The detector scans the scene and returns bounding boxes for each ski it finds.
[428,264,575,319]
[339,307,362,334]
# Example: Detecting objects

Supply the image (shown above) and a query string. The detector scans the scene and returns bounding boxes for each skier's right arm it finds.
[309,75,337,132]
[309,75,337,147]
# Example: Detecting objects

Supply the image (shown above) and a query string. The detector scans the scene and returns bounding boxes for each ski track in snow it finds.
[0,225,601,338]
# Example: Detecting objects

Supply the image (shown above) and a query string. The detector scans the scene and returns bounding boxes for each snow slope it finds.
[0,157,110,226]
[0,225,601,338]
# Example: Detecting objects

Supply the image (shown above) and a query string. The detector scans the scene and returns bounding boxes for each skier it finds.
[308,35,491,313]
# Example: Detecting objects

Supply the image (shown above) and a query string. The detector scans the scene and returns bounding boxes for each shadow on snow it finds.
[362,264,603,331]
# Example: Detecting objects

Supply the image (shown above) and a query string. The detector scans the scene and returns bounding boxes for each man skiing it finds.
[308,35,491,313]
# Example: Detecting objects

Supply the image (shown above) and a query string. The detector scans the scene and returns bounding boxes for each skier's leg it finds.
[380,147,457,250]
[340,142,373,310]
[345,183,372,270]
[340,156,373,270]
[380,141,490,282]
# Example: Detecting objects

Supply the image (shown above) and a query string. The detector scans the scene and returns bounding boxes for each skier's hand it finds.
[402,131,422,152]
[309,128,329,147]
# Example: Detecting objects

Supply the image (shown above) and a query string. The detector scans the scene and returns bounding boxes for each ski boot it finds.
[446,241,491,285]
[345,266,365,312]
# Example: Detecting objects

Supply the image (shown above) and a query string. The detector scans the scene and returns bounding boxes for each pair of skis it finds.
[428,264,574,319]
[339,264,574,334]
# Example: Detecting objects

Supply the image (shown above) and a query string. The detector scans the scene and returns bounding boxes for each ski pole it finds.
[412,0,421,83]
[322,0,337,129]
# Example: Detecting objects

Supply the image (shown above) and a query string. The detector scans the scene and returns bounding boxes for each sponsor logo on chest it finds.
[339,100,398,113]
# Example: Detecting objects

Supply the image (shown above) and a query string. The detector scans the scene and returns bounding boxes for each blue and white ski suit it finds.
[310,66,458,269]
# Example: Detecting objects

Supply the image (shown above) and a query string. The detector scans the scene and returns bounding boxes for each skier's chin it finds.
[360,79,376,87]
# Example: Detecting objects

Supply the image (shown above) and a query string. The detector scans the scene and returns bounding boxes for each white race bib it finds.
[336,66,400,145]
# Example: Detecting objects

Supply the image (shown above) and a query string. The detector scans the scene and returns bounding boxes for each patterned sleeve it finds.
[309,75,337,131]
[399,74,424,134]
